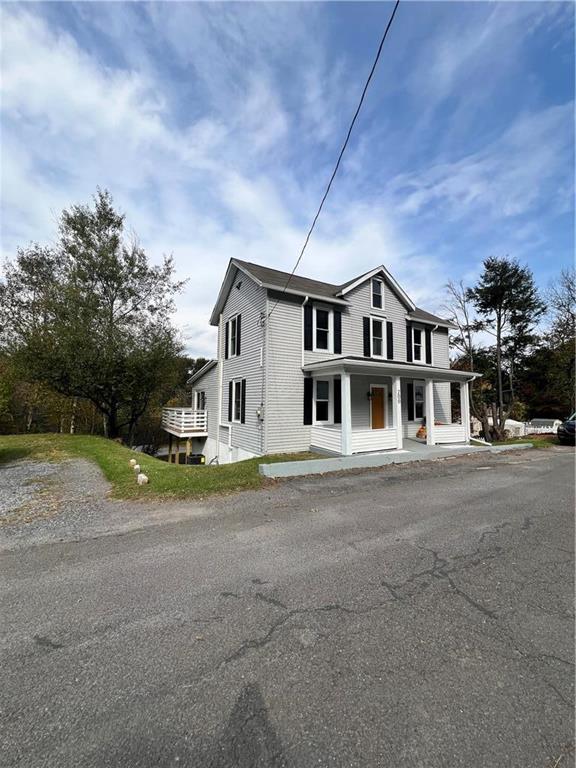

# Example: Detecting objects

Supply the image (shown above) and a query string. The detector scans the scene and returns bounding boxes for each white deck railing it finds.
[161,408,208,437]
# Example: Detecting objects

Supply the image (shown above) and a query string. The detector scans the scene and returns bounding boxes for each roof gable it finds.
[337,265,415,311]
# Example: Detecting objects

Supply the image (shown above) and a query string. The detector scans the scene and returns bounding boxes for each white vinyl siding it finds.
[266,292,312,453]
[221,271,266,455]
[340,279,407,361]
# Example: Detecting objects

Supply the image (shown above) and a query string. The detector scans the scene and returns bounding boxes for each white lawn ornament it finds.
[137,473,149,485]
[133,464,141,474]
[129,458,137,467]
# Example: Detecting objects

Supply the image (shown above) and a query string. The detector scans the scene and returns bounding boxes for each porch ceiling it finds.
[302,356,480,382]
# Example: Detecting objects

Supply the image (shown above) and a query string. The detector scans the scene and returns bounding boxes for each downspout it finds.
[217,312,224,463]
[301,296,309,368]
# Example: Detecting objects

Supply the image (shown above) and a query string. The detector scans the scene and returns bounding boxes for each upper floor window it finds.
[313,307,333,352]
[371,279,384,310]
[411,326,431,364]
[194,391,206,410]
[413,328,423,361]
[370,317,385,358]
[227,315,240,358]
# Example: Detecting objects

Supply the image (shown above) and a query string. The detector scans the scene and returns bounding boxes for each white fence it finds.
[161,408,208,437]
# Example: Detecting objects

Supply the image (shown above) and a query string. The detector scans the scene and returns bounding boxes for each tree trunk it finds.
[495,312,505,433]
[69,397,77,434]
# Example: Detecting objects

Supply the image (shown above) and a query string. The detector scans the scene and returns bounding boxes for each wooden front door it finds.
[371,386,386,429]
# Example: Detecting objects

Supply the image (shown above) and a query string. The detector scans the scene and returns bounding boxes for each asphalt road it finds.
[1,448,574,767]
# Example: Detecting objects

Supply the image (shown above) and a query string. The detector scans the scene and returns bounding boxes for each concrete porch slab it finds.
[259,442,534,479]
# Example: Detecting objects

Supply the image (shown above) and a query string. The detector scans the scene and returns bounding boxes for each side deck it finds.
[161,408,208,438]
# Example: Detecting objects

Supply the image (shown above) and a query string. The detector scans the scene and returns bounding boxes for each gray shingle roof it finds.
[233,259,455,327]
[234,259,341,299]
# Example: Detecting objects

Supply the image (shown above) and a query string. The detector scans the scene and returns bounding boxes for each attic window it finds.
[371,279,384,309]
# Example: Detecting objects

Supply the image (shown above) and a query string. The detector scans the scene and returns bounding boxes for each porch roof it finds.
[302,356,481,382]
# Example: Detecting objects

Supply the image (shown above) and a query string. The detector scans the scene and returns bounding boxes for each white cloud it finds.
[387,103,573,222]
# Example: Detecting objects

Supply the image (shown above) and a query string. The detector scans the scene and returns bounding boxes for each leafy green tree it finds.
[467,256,545,439]
[0,190,185,439]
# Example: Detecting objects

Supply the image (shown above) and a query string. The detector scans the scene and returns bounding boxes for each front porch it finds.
[304,358,477,457]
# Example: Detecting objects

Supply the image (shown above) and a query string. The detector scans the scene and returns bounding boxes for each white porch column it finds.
[392,376,402,450]
[460,380,471,442]
[425,379,435,446]
[340,372,353,456]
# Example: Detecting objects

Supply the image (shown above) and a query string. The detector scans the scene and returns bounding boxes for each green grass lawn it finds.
[491,434,559,449]
[0,434,318,500]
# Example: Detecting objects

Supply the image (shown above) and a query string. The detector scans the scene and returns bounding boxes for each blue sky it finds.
[1,1,573,356]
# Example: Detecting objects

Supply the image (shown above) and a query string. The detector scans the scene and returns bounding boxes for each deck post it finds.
[176,440,180,465]
[392,376,402,450]
[186,438,191,462]
[460,380,471,442]
[340,372,353,456]
[168,433,173,464]
[425,379,435,446]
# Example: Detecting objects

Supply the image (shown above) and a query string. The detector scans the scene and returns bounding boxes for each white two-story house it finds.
[162,259,478,463]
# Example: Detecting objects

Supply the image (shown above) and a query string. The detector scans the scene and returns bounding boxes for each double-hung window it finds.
[313,307,332,352]
[413,328,423,361]
[232,380,242,422]
[371,279,384,309]
[371,318,385,358]
[315,379,331,423]
[194,391,206,410]
[229,315,239,357]
[414,383,424,419]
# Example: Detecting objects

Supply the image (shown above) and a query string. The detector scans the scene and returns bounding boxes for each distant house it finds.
[162,260,480,463]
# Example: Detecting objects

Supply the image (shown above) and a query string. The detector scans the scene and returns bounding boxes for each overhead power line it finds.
[267,0,401,319]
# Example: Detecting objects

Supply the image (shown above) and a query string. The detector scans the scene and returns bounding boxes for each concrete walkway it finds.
[259,441,532,478]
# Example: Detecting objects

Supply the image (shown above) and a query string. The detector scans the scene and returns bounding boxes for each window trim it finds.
[370,316,386,359]
[371,278,384,310]
[411,380,425,422]
[228,315,239,358]
[411,325,432,365]
[231,379,242,423]
[313,377,334,425]
[312,305,334,353]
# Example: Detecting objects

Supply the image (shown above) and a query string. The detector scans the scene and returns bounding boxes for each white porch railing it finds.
[351,428,397,453]
[311,426,398,455]
[161,408,208,437]
[311,425,342,454]
[433,424,466,444]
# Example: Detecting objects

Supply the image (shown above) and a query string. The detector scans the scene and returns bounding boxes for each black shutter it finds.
[224,322,229,359]
[228,381,233,421]
[425,328,432,364]
[334,311,342,354]
[386,321,394,360]
[363,317,371,357]
[303,377,313,425]
[236,315,242,357]
[406,323,412,362]
[304,303,313,351]
[240,379,246,423]
[334,377,341,424]
[407,382,414,421]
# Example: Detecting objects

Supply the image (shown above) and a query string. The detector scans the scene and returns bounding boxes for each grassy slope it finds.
[0,434,317,500]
